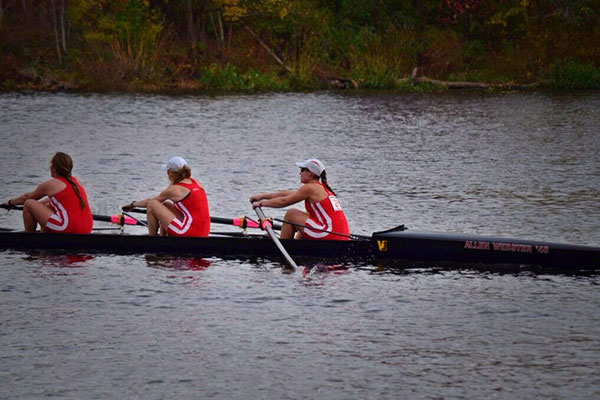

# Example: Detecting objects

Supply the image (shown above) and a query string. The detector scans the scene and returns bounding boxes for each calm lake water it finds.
[1,91,599,399]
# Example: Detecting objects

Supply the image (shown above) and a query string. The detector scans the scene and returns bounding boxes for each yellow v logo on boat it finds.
[377,240,388,252]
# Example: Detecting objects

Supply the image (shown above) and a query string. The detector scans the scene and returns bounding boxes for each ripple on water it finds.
[0,91,599,399]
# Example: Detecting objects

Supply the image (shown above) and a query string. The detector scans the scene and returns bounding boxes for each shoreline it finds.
[0,73,561,95]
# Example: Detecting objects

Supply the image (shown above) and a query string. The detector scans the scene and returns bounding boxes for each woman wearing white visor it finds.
[250,158,349,240]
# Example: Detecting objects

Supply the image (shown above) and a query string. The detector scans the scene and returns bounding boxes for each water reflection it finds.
[302,263,349,277]
[22,252,94,268]
[144,254,211,271]
[1,92,599,400]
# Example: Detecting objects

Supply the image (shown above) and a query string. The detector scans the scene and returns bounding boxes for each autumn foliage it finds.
[1,0,599,91]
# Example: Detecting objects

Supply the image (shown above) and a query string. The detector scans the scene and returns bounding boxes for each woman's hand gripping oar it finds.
[253,205,298,271]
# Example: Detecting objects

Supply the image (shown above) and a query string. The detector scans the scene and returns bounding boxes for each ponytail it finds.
[319,170,336,196]
[66,176,86,209]
[51,152,86,209]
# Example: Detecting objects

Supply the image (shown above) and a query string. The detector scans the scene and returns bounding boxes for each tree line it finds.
[1,0,599,91]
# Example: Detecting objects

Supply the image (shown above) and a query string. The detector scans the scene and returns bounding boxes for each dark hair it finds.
[319,170,336,196]
[51,152,86,209]
[169,165,192,184]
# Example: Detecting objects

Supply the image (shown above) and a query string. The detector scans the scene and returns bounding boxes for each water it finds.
[1,91,599,399]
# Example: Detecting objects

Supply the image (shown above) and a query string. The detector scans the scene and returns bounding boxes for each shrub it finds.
[550,59,600,90]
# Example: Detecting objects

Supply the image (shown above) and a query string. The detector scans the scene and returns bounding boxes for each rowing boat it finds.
[1,225,598,271]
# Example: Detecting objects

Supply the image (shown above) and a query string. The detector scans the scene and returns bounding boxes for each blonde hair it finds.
[169,165,192,184]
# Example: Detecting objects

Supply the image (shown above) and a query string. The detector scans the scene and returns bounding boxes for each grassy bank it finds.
[4,58,600,93]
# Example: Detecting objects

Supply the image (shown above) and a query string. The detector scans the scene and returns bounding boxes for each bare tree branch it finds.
[186,0,197,57]
[60,0,66,53]
[0,0,4,32]
[242,22,292,74]
[50,0,62,64]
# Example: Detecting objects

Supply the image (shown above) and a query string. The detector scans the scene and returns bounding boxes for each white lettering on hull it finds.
[465,240,549,254]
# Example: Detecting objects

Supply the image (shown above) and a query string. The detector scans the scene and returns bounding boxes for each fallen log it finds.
[417,76,539,90]
[399,67,540,90]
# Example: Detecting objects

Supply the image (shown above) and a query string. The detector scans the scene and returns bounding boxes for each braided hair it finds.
[51,152,86,209]
[318,170,336,196]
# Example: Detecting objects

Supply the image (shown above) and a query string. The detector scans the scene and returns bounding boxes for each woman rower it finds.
[122,156,210,237]
[3,152,93,233]
[250,158,350,240]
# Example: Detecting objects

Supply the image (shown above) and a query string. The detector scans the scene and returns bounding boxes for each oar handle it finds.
[126,208,147,214]
[1,204,23,211]
[255,206,297,270]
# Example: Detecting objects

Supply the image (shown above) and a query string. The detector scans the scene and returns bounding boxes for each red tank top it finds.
[46,176,93,234]
[303,183,350,240]
[167,179,210,237]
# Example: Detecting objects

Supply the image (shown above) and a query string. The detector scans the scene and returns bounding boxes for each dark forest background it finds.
[1,0,599,91]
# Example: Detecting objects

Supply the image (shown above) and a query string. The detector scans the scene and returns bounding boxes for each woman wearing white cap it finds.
[123,156,210,237]
[250,158,350,240]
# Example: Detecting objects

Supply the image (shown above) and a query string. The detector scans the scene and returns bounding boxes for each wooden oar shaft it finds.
[255,207,297,270]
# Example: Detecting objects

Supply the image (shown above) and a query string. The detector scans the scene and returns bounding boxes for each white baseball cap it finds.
[295,158,325,177]
[162,156,187,171]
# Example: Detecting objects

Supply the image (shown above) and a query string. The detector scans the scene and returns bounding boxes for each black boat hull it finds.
[1,230,599,270]
[0,231,372,260]
[373,230,600,269]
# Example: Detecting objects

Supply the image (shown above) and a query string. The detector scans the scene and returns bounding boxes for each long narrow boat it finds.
[1,225,598,271]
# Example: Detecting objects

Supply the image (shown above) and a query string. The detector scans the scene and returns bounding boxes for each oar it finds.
[1,204,145,226]
[121,211,148,227]
[254,206,298,271]
[93,213,145,226]
[212,215,282,230]
[125,207,283,230]
[273,218,370,241]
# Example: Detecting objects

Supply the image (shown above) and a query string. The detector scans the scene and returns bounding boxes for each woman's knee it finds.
[284,208,302,220]
[147,200,175,226]
[22,199,52,230]
[23,199,48,218]
[147,199,162,212]
[23,199,37,211]
[284,209,309,234]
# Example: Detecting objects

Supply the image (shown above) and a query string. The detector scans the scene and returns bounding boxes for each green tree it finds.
[69,0,165,79]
